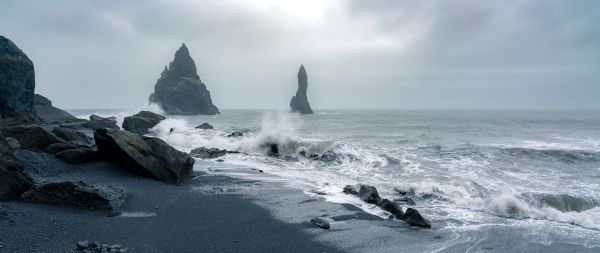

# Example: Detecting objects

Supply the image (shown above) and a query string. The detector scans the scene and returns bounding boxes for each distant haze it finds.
[1,0,599,110]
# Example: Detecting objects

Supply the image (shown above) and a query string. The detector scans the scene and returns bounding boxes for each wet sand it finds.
[1,151,598,253]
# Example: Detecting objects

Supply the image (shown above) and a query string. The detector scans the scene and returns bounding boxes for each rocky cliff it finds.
[290,65,314,114]
[149,43,219,115]
[0,36,37,121]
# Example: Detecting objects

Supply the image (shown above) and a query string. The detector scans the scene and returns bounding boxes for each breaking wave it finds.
[147,111,600,231]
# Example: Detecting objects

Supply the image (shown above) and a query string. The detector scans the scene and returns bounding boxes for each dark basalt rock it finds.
[44,142,77,154]
[0,113,34,127]
[34,94,82,124]
[52,127,93,147]
[21,181,128,212]
[342,185,359,195]
[227,131,243,138]
[72,240,128,253]
[0,124,68,151]
[0,160,33,201]
[400,208,431,228]
[310,217,331,229]
[195,122,214,129]
[379,199,404,218]
[56,147,97,164]
[343,184,430,227]
[149,43,219,115]
[343,184,382,204]
[357,185,382,204]
[94,128,194,184]
[122,111,165,135]
[84,114,119,130]
[0,134,33,201]
[0,36,38,121]
[290,65,314,114]
[190,147,227,159]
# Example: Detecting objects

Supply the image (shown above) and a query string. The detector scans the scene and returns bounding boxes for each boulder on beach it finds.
[344,184,383,204]
[195,122,214,129]
[72,240,128,253]
[343,184,430,228]
[149,43,220,115]
[51,127,94,147]
[94,128,194,184]
[56,147,97,164]
[190,147,227,159]
[122,110,166,135]
[290,65,314,114]
[0,36,38,121]
[379,199,404,218]
[310,217,331,229]
[343,184,383,204]
[84,114,119,130]
[0,124,68,151]
[34,94,82,124]
[400,208,431,228]
[44,142,77,154]
[0,160,33,201]
[21,180,128,212]
[0,134,33,201]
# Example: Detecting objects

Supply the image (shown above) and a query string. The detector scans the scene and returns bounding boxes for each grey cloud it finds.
[0,0,598,110]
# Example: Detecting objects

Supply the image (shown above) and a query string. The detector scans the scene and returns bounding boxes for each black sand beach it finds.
[2,151,597,253]
[0,151,342,253]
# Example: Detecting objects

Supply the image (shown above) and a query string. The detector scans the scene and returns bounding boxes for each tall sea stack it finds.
[290,65,314,114]
[149,43,219,115]
[0,36,38,121]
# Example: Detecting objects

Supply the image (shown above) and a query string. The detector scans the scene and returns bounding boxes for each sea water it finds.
[73,108,600,248]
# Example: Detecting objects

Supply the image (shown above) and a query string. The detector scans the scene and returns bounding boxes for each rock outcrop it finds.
[55,147,97,164]
[122,111,165,135]
[190,147,227,159]
[195,122,213,129]
[290,65,314,114]
[310,217,331,229]
[34,94,82,124]
[400,208,432,228]
[51,127,94,147]
[343,184,431,228]
[0,133,33,201]
[71,241,128,253]
[0,159,33,201]
[0,124,68,151]
[149,43,219,115]
[94,128,194,184]
[84,114,119,130]
[0,36,37,121]
[21,181,127,212]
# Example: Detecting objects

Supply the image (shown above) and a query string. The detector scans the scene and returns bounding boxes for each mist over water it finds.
[73,109,600,247]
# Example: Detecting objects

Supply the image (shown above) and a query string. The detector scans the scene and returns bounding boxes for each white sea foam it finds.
[484,193,600,230]
[144,110,600,235]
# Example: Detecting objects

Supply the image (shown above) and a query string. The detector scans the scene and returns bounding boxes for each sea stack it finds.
[290,65,314,114]
[149,43,219,115]
[0,36,38,121]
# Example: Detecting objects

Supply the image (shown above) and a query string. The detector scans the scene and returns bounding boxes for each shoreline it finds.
[2,151,598,252]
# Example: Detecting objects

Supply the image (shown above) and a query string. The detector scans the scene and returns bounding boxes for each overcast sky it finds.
[1,0,599,110]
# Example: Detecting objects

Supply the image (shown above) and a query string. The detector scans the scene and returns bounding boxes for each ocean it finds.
[71,108,600,248]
